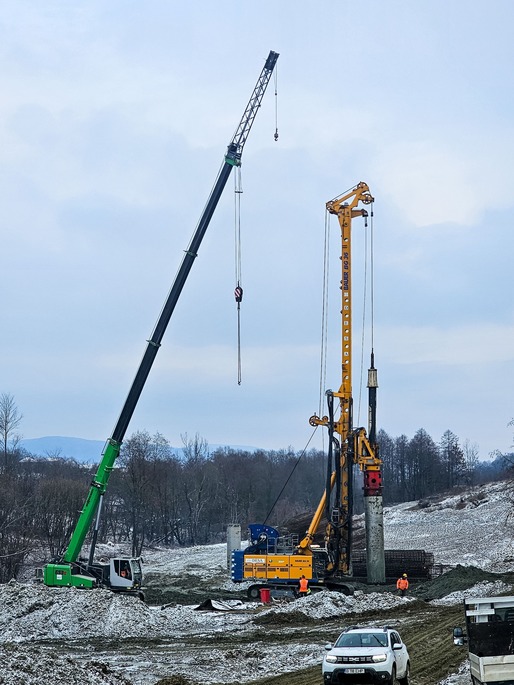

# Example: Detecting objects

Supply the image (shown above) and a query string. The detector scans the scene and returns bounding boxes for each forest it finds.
[0,392,512,584]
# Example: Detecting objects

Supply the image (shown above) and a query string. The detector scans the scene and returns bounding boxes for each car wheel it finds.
[398,661,410,685]
[389,665,396,685]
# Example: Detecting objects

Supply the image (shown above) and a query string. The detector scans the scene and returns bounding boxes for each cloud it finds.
[373,132,514,229]
[380,322,514,366]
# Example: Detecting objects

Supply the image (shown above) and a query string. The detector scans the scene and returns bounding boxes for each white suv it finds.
[322,626,410,685]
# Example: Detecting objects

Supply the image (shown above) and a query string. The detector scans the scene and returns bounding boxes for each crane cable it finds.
[318,209,331,453]
[262,207,331,524]
[370,201,375,353]
[274,63,279,141]
[262,426,318,525]
[234,167,243,385]
[356,203,375,425]
[234,70,279,385]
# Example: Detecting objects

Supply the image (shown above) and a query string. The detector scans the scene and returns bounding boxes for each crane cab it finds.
[42,556,144,598]
[92,556,144,595]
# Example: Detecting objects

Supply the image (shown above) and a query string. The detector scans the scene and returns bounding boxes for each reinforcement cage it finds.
[352,549,435,580]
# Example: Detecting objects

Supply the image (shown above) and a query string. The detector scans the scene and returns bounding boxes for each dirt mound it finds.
[413,565,505,600]
[254,588,412,625]
[0,644,131,684]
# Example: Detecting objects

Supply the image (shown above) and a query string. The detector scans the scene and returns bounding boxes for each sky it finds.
[1,1,513,461]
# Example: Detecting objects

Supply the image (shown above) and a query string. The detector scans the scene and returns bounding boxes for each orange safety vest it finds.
[299,577,309,592]
[397,577,409,590]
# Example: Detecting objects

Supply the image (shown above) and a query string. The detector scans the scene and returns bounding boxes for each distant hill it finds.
[20,436,258,463]
[20,436,106,462]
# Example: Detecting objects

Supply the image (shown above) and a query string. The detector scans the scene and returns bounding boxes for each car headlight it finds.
[371,653,387,663]
[325,655,338,663]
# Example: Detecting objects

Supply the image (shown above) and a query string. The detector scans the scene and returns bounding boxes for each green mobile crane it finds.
[42,50,279,595]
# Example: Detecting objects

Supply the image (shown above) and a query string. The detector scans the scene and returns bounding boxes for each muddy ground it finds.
[236,602,465,685]
[252,568,514,685]
[7,482,514,683]
[5,550,514,684]
[145,564,514,685]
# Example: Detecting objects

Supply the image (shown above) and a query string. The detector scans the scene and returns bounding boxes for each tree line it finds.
[0,392,512,583]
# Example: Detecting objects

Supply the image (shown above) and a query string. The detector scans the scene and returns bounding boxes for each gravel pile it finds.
[259,588,413,621]
[430,580,512,606]
[414,564,512,601]
[0,580,252,644]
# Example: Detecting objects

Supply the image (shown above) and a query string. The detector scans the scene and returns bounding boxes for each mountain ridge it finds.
[20,435,258,463]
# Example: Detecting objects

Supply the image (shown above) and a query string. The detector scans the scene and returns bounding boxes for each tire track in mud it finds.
[233,603,468,685]
[402,605,466,685]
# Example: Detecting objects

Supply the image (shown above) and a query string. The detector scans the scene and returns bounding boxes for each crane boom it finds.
[43,50,279,591]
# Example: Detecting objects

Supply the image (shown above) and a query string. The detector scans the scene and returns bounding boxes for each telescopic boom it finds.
[44,51,279,588]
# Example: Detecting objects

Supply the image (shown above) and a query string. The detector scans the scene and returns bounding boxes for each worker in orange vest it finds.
[397,573,409,596]
[298,575,310,598]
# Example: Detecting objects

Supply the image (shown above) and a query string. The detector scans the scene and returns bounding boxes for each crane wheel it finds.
[247,584,262,600]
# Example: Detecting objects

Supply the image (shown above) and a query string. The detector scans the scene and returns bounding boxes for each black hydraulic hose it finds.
[334,438,341,513]
[325,391,335,523]
[347,433,354,565]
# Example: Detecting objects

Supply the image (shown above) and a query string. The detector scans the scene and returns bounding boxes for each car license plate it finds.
[344,668,365,674]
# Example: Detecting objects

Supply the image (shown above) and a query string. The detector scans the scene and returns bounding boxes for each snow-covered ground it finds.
[380,480,514,572]
[2,480,514,684]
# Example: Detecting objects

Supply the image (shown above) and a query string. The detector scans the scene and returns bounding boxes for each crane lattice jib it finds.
[227,51,279,165]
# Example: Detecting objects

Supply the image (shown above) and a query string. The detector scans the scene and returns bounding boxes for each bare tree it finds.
[0,472,33,581]
[0,393,23,470]
[463,439,480,485]
[35,476,88,559]
[440,430,465,489]
[181,433,210,545]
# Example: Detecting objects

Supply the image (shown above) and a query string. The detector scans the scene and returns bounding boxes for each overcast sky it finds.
[2,1,513,460]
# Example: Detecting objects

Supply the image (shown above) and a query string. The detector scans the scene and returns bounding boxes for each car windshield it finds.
[335,632,389,648]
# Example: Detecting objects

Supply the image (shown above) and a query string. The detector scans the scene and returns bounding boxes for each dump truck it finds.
[453,594,514,684]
